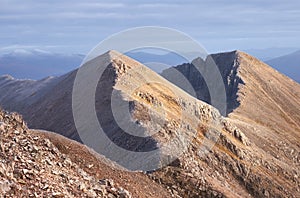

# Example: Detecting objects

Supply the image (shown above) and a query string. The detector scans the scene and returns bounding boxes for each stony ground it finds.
[0,109,132,197]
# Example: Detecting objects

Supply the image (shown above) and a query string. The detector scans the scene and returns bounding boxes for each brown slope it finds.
[166,50,300,153]
[226,52,300,192]
[228,51,300,143]
[30,130,171,198]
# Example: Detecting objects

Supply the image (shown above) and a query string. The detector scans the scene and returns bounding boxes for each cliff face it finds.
[162,51,242,115]
[0,50,299,197]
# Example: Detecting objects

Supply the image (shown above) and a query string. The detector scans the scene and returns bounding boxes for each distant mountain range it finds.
[243,47,299,61]
[0,49,84,79]
[266,50,300,83]
[1,48,299,83]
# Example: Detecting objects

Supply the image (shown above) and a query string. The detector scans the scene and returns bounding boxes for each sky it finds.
[1,0,300,54]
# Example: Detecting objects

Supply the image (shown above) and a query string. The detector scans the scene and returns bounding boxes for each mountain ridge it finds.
[0,50,299,197]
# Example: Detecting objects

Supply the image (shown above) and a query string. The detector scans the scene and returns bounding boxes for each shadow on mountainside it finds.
[95,63,159,152]
[162,51,244,116]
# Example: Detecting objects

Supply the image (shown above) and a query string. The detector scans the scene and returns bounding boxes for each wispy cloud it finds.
[75,2,125,9]
[136,3,181,8]
[0,0,300,53]
[1,44,69,49]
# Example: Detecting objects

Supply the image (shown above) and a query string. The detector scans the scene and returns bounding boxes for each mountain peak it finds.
[106,49,122,56]
[85,49,146,79]
[209,50,252,62]
[98,50,123,60]
[86,50,123,62]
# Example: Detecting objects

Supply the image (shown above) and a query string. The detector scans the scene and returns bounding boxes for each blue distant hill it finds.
[0,49,84,80]
[266,50,300,83]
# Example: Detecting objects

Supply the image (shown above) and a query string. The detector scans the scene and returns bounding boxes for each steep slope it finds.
[162,51,241,114]
[228,51,300,161]
[31,130,172,197]
[0,50,299,197]
[266,50,300,82]
[0,74,65,112]
[0,108,133,197]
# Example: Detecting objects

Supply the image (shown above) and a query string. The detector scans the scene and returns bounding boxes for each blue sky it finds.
[1,0,300,54]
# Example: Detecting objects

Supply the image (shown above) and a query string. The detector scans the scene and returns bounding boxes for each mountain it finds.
[244,47,299,61]
[0,49,84,80]
[164,50,300,154]
[0,50,299,197]
[266,50,300,82]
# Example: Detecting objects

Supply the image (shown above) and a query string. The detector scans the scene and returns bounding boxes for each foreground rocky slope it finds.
[0,108,173,197]
[0,109,133,197]
[0,50,299,197]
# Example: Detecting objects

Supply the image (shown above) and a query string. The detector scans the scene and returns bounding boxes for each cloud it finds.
[0,0,300,53]
[0,44,67,50]
[136,3,181,8]
[75,2,125,9]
